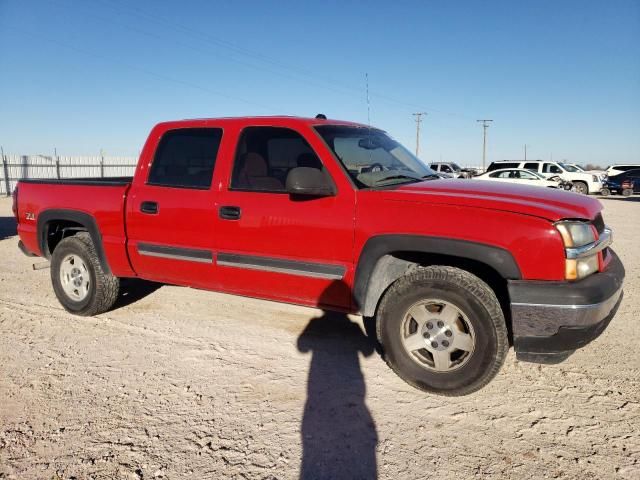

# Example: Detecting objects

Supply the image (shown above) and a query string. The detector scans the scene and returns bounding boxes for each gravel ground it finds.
[0,196,639,480]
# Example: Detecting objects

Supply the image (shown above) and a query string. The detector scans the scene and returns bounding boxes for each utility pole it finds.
[413,112,427,157]
[476,119,493,171]
[524,144,527,161]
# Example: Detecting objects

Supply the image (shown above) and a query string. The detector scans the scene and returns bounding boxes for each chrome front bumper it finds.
[507,249,625,363]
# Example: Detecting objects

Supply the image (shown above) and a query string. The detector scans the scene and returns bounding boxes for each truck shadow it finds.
[0,216,17,240]
[112,278,163,310]
[297,309,378,479]
[600,196,640,203]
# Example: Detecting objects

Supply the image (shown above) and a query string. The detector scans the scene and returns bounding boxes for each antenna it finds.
[365,73,371,126]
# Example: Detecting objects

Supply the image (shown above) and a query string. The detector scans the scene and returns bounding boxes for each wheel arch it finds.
[37,209,112,275]
[354,235,522,318]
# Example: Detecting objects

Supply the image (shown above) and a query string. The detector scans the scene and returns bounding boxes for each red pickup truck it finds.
[14,116,625,395]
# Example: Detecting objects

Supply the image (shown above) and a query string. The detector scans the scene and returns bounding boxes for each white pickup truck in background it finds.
[486,160,602,194]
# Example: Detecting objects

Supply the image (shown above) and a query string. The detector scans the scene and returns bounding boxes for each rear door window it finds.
[524,162,540,171]
[148,128,223,189]
[543,163,562,174]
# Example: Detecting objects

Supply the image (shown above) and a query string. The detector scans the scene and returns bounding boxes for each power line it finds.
[7,25,276,112]
[413,112,428,157]
[476,119,493,171]
[91,0,482,121]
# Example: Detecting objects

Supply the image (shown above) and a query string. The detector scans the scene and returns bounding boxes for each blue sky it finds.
[0,0,638,166]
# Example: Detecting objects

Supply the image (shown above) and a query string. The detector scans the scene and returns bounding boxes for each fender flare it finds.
[37,209,112,275]
[354,234,522,316]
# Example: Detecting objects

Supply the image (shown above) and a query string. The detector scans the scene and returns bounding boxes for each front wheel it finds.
[573,181,588,195]
[600,188,611,196]
[51,232,120,316]
[375,266,508,396]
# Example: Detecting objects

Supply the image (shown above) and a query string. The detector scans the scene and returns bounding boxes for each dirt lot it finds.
[0,196,638,480]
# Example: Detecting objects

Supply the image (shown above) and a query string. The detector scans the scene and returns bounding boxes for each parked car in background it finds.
[429,162,469,178]
[604,164,640,177]
[14,115,625,396]
[566,164,605,179]
[601,169,640,197]
[487,160,602,194]
[473,168,572,190]
[461,167,481,177]
[567,163,607,181]
[433,172,454,179]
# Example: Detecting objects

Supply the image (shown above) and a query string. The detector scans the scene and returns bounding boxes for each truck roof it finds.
[154,116,371,130]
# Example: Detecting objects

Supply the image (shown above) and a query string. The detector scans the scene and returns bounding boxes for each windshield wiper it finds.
[373,175,422,185]
[421,174,440,180]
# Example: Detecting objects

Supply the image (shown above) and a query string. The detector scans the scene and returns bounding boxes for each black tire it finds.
[622,188,633,197]
[375,266,508,396]
[600,188,610,196]
[573,181,588,195]
[50,232,120,316]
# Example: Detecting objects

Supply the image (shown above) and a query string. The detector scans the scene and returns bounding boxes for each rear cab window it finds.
[148,128,223,189]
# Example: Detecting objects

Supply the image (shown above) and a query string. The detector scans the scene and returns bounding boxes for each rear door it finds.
[541,162,563,178]
[126,126,224,288]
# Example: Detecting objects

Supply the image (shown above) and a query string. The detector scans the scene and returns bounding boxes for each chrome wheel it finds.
[59,254,90,301]
[400,299,475,372]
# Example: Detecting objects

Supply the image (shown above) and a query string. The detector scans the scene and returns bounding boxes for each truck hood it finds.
[383,179,601,221]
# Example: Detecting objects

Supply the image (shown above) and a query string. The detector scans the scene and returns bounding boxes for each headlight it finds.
[556,221,600,280]
[556,221,596,247]
[565,256,599,280]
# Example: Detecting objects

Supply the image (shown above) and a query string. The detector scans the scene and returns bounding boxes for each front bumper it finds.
[508,249,625,364]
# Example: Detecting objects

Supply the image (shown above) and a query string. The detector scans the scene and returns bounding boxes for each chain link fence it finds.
[0,154,138,196]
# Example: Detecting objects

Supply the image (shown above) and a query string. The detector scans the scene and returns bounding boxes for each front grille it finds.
[593,213,605,235]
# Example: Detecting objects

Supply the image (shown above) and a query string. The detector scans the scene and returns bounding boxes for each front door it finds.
[126,127,223,288]
[213,125,356,310]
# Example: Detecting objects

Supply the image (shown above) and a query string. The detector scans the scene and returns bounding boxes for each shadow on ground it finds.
[599,196,640,203]
[0,216,17,241]
[297,310,378,479]
[112,278,163,310]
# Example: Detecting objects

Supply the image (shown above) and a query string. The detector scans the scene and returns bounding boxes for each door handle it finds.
[140,201,159,214]
[219,205,241,220]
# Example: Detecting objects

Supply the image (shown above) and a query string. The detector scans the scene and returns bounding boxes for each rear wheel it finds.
[622,188,633,197]
[375,266,508,396]
[51,232,119,316]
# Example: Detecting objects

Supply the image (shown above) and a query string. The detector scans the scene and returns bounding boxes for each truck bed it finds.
[16,178,134,277]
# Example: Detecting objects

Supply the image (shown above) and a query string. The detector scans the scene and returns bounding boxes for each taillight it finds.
[12,185,18,220]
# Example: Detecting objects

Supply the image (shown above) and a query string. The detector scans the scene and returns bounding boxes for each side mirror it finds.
[286,167,335,197]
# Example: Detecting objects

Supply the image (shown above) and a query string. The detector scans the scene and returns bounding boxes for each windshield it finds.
[450,163,462,171]
[559,162,579,172]
[314,125,436,187]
